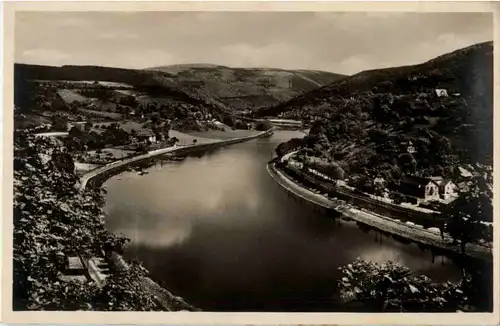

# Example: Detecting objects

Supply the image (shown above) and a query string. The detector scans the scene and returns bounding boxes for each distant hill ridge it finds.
[15,63,346,113]
[145,64,347,111]
[257,41,493,117]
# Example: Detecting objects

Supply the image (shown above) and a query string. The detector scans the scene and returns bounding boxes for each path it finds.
[267,162,492,261]
[34,131,69,138]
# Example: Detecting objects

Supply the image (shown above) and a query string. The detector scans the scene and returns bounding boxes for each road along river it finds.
[103,130,462,312]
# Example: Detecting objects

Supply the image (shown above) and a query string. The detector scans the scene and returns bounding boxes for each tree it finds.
[373,181,385,197]
[392,192,404,204]
[339,120,349,134]
[192,139,198,145]
[444,178,492,253]
[338,258,466,312]
[275,143,289,157]
[398,153,417,175]
[234,120,248,130]
[84,122,93,132]
[51,115,68,131]
[275,138,304,157]
[255,120,273,131]
[170,137,179,146]
[222,115,235,128]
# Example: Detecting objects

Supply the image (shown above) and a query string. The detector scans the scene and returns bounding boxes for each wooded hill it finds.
[257,41,492,118]
[269,42,493,181]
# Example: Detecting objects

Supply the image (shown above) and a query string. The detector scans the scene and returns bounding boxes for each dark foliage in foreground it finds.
[338,258,492,312]
[13,130,192,311]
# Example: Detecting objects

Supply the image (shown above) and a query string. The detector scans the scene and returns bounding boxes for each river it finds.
[104,130,461,312]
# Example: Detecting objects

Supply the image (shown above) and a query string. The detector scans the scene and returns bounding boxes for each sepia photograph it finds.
[2,1,498,324]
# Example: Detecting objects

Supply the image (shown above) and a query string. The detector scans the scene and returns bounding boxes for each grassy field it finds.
[90,120,144,134]
[169,130,218,145]
[57,89,89,103]
[77,108,123,119]
[38,80,134,89]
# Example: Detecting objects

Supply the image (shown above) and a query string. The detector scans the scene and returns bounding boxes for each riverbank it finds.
[79,128,274,190]
[267,161,492,261]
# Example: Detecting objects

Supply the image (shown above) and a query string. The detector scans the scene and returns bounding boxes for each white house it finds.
[136,130,157,144]
[435,89,449,97]
[407,141,416,154]
[424,180,441,201]
[70,121,87,131]
[374,177,386,187]
[429,176,459,201]
[440,180,459,200]
[400,176,440,202]
[457,166,473,178]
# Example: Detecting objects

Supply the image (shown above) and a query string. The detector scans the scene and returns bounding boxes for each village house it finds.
[136,129,157,144]
[435,88,449,97]
[455,166,474,178]
[398,175,440,203]
[374,177,386,187]
[397,175,459,204]
[69,121,87,132]
[429,177,459,200]
[407,141,416,154]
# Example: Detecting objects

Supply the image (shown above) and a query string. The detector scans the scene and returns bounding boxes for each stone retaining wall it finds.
[267,162,492,261]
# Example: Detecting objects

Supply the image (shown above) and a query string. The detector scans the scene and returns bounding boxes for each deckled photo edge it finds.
[2,1,499,324]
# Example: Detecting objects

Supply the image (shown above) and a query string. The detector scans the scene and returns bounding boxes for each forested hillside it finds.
[270,42,493,181]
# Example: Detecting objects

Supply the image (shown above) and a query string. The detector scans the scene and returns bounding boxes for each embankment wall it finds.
[267,161,492,261]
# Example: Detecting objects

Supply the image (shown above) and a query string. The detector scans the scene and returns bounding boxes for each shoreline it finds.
[78,128,273,190]
[78,128,274,310]
[266,161,492,261]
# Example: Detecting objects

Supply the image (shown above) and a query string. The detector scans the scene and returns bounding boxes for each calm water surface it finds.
[104,130,461,312]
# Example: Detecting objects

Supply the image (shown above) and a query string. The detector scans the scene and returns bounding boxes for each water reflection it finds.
[104,131,461,312]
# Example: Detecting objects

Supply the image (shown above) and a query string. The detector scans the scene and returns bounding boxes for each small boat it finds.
[138,170,149,176]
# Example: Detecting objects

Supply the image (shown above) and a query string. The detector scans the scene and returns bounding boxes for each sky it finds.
[15,11,493,75]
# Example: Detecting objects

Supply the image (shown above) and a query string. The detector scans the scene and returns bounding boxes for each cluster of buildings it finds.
[373,165,480,206]
[395,175,458,204]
